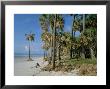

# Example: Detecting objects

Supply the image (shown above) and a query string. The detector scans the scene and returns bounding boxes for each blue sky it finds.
[14,14,80,55]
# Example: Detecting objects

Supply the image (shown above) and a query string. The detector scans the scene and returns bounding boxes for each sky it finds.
[14,14,80,55]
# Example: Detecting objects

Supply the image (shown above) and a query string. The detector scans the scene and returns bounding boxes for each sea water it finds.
[14,53,43,62]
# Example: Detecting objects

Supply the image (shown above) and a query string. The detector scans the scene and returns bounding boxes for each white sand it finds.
[14,56,78,76]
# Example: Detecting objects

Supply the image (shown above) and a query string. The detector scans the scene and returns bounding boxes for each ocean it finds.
[14,54,43,60]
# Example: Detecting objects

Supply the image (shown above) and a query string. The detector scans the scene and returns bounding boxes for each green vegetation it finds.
[42,58,96,76]
[65,58,96,66]
[39,14,97,75]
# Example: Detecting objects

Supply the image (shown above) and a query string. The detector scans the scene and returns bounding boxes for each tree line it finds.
[39,14,97,69]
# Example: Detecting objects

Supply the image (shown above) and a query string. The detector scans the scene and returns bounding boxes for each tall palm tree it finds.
[52,14,57,69]
[56,15,64,63]
[78,14,86,59]
[73,16,82,58]
[85,14,97,59]
[70,14,79,59]
[81,14,86,59]
[25,32,35,61]
[80,14,97,59]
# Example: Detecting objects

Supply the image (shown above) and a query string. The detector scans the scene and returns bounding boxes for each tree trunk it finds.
[70,15,75,59]
[70,29,74,59]
[29,42,30,59]
[50,24,53,64]
[81,46,85,59]
[58,43,61,64]
[48,49,51,64]
[51,36,53,60]
[73,31,76,58]
[70,28,73,59]
[74,31,75,40]
[90,47,95,59]
[44,51,45,59]
[83,14,85,33]
[28,41,33,61]
[52,14,57,69]
[70,49,72,59]
[45,51,47,58]
[81,14,85,59]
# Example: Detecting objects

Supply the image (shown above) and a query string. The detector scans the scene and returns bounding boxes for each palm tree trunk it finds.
[58,42,61,64]
[50,24,53,64]
[81,14,85,59]
[73,31,76,58]
[52,14,57,69]
[71,15,76,59]
[70,15,75,59]
[83,14,85,33]
[28,41,33,61]
[70,29,74,59]
[45,51,47,58]
[29,42,30,59]
[74,31,75,41]
[48,49,52,64]
[81,46,85,59]
[90,47,95,59]
[44,51,45,59]
[49,36,53,64]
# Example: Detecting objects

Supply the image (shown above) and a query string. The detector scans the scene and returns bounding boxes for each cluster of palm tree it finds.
[39,14,97,69]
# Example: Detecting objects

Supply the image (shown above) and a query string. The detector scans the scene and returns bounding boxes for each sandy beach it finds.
[14,56,78,76]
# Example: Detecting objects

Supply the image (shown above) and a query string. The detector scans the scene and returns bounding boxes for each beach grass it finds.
[63,58,97,76]
[42,58,97,76]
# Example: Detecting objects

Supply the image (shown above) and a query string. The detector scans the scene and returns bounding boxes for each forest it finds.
[39,14,97,75]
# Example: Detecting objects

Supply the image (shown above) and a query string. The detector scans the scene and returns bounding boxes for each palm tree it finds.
[70,14,78,59]
[39,14,54,65]
[80,14,86,59]
[72,16,82,58]
[85,14,97,59]
[56,15,64,63]
[79,14,97,59]
[25,32,35,61]
[83,28,96,59]
[52,14,57,69]
[70,14,81,59]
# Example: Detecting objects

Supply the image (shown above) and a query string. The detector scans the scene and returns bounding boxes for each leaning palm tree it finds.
[25,32,35,61]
